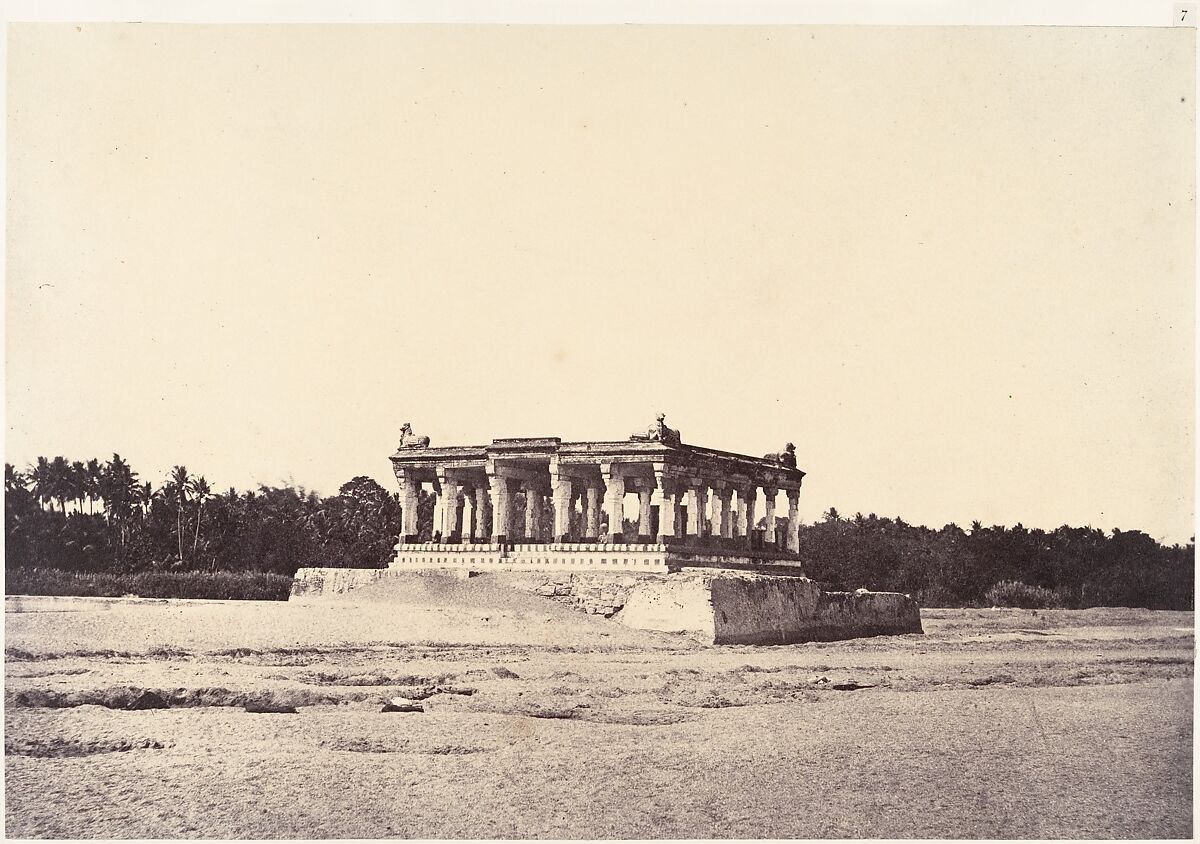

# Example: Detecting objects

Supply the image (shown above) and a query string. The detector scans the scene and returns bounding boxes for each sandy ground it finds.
[4,574,1193,839]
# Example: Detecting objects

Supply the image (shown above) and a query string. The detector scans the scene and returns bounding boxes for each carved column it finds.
[740,486,757,549]
[428,485,439,542]
[686,481,708,539]
[438,473,460,543]
[708,482,722,538]
[551,475,573,543]
[786,488,801,553]
[474,485,490,543]
[398,468,421,542]
[570,489,584,540]
[601,466,625,543]
[634,479,654,543]
[655,470,677,542]
[710,485,729,537]
[488,474,510,544]
[461,486,475,543]
[762,486,778,547]
[522,482,541,543]
[584,483,601,540]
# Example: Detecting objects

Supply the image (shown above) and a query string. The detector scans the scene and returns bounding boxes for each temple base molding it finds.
[387,541,808,577]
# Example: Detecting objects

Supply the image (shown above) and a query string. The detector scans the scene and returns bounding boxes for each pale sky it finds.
[6,23,1195,542]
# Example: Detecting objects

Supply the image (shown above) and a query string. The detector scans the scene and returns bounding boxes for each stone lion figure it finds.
[397,422,430,449]
[630,412,681,447]
[764,442,797,467]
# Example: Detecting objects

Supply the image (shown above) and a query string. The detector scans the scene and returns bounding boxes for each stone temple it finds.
[291,415,923,644]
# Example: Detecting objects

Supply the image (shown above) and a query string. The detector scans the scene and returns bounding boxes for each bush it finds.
[984,580,1061,609]
[5,568,293,601]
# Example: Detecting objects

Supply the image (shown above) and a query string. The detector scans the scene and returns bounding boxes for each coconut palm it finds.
[29,457,53,511]
[85,458,102,514]
[48,456,71,513]
[69,461,87,514]
[167,465,191,565]
[99,454,139,560]
[6,463,27,494]
[189,475,213,567]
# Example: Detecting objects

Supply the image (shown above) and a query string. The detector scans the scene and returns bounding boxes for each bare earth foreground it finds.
[4,574,1193,839]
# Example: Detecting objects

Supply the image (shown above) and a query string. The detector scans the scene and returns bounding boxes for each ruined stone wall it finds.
[619,576,719,640]
[709,577,922,644]
[491,571,655,618]
[289,567,399,598]
[620,573,922,644]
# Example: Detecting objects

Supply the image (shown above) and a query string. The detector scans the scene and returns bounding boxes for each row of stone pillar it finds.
[399,470,802,552]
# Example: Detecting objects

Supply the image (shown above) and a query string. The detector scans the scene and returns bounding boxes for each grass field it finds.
[4,574,1193,838]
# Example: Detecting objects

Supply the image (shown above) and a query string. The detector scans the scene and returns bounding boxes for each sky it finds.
[5,22,1195,542]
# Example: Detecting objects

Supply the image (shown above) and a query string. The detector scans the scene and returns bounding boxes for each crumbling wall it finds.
[289,567,398,598]
[710,577,922,643]
[493,571,650,618]
[619,575,718,640]
[620,573,922,644]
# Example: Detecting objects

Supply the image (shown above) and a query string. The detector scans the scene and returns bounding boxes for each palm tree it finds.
[168,465,191,565]
[6,463,27,494]
[100,454,139,560]
[189,475,212,567]
[48,456,70,513]
[69,460,87,514]
[29,457,52,511]
[85,458,102,514]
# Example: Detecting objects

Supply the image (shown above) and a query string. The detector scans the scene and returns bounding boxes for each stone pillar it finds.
[474,485,490,543]
[686,482,708,539]
[551,475,573,543]
[584,483,601,540]
[710,484,732,540]
[439,474,460,542]
[431,482,443,542]
[719,488,734,539]
[570,489,584,540]
[462,487,476,543]
[708,484,722,538]
[740,486,757,549]
[786,488,801,553]
[762,486,778,547]
[656,475,677,542]
[489,474,510,544]
[602,467,625,543]
[523,482,541,542]
[398,468,420,542]
[635,479,654,543]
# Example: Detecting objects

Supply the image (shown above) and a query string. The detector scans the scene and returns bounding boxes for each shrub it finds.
[5,568,293,601]
[984,580,1061,609]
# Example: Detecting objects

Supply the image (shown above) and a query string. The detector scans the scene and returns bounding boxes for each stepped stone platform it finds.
[289,567,923,645]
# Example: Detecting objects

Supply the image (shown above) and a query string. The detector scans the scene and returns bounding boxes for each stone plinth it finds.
[620,573,923,644]
[289,566,924,645]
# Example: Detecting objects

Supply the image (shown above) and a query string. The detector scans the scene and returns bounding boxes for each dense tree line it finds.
[796,509,1193,610]
[4,455,428,575]
[4,455,1194,609]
